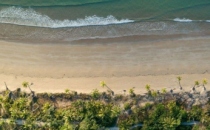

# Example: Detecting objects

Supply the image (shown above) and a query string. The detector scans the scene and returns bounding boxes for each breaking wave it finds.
[174,18,210,23]
[173,18,193,22]
[0,7,134,28]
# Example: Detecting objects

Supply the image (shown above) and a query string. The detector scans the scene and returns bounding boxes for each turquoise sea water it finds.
[0,0,209,42]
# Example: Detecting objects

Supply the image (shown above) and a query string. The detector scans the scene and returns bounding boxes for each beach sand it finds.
[0,37,210,94]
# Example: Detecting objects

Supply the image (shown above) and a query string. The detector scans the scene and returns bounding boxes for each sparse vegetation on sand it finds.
[0,78,209,130]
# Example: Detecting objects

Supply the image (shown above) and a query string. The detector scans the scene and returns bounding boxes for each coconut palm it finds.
[177,76,182,90]
[129,88,134,95]
[65,89,70,94]
[100,81,114,96]
[202,78,208,87]
[100,81,106,88]
[22,81,33,93]
[145,84,152,98]
[194,80,200,87]
[145,84,151,91]
[129,88,135,97]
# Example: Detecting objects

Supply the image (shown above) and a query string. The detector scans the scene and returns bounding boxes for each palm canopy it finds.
[65,89,70,93]
[22,81,33,93]
[129,88,134,94]
[145,84,151,91]
[177,76,182,81]
[203,78,208,85]
[22,81,29,88]
[194,80,200,86]
[100,81,106,88]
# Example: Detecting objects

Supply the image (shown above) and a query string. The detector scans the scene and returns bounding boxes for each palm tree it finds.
[145,84,151,91]
[22,81,33,93]
[129,88,134,95]
[200,78,207,93]
[194,80,200,87]
[100,81,106,88]
[22,81,35,112]
[129,88,135,97]
[202,78,208,87]
[145,84,152,98]
[177,76,182,90]
[100,81,114,96]
[65,89,70,94]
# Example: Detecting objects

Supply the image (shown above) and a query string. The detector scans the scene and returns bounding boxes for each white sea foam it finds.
[173,18,193,22]
[0,7,134,28]
[174,18,210,23]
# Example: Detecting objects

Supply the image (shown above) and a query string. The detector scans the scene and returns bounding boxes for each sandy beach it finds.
[0,37,210,94]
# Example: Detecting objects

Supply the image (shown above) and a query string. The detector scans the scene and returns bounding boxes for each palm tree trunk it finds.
[105,85,112,92]
[4,82,9,90]
[105,85,114,95]
[28,85,33,92]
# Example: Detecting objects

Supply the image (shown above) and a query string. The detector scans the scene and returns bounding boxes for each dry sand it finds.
[0,37,210,94]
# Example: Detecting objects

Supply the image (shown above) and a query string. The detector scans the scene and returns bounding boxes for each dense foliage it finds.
[0,78,209,130]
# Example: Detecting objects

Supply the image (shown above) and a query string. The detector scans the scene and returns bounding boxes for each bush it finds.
[124,102,131,110]
[91,89,101,100]
[117,114,134,130]
[189,105,202,121]
[79,118,100,130]
[114,94,123,101]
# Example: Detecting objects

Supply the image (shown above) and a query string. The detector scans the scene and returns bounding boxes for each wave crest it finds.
[0,7,134,28]
[173,18,193,22]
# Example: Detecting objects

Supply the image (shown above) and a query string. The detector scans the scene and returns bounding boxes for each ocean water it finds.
[0,0,210,42]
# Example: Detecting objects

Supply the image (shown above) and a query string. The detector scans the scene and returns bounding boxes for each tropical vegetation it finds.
[0,78,209,130]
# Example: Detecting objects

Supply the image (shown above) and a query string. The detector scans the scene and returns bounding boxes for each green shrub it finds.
[124,102,131,110]
[91,89,101,100]
[189,105,202,121]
